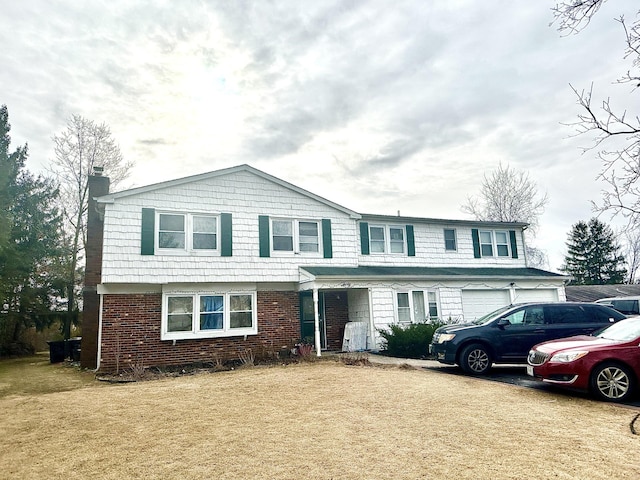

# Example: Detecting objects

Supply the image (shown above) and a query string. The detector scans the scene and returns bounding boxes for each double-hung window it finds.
[395,290,439,324]
[444,228,457,251]
[478,230,510,257]
[271,219,320,254]
[157,212,218,253]
[369,225,405,254]
[163,292,257,340]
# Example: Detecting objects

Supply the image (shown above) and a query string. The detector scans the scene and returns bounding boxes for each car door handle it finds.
[533,329,545,333]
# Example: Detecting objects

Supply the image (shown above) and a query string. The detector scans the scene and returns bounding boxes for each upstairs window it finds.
[444,228,457,251]
[477,230,510,257]
[157,212,218,252]
[271,218,320,254]
[368,225,406,254]
[159,214,186,249]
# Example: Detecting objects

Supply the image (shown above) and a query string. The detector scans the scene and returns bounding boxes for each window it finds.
[478,230,510,257]
[444,229,457,251]
[495,231,509,257]
[159,214,185,249]
[162,292,257,340]
[271,219,320,254]
[389,227,405,253]
[157,212,218,252]
[396,290,439,323]
[370,226,386,253]
[369,225,405,254]
[479,231,494,257]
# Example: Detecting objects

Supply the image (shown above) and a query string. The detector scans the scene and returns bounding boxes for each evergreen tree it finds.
[562,218,627,285]
[0,105,66,354]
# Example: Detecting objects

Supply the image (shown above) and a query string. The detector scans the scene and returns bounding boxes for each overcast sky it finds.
[2,0,638,271]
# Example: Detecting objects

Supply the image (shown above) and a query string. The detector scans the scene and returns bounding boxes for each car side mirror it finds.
[497,318,510,327]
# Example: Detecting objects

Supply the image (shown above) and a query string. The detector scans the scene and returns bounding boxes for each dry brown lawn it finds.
[1,355,639,479]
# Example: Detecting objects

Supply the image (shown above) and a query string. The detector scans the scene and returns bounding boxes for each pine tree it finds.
[0,105,66,354]
[562,218,627,285]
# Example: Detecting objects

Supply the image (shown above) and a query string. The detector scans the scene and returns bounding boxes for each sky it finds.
[1,0,638,272]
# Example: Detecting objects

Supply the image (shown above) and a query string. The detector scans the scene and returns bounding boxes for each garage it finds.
[512,288,559,303]
[462,289,510,322]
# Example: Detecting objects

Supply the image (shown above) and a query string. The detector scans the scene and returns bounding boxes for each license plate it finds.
[526,365,534,377]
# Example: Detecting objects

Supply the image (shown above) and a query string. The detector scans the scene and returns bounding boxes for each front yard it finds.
[0,354,638,479]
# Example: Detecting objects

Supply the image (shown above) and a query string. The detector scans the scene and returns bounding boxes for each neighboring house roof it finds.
[96,164,361,219]
[301,266,567,281]
[565,285,640,302]
[360,213,529,229]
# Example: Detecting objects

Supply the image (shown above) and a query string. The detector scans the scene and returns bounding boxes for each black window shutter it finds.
[471,228,481,258]
[360,222,370,255]
[509,230,518,259]
[221,213,232,257]
[406,225,415,257]
[322,219,333,259]
[141,208,155,255]
[258,215,270,257]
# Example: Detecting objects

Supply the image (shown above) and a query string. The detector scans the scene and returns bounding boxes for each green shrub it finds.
[379,322,443,359]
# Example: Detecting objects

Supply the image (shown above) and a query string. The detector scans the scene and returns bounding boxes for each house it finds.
[565,285,640,303]
[80,164,568,371]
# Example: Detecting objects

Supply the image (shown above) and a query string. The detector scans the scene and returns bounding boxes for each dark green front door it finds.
[300,291,326,348]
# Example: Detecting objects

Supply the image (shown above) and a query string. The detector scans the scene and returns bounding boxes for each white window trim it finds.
[478,230,510,258]
[270,218,323,256]
[394,289,440,324]
[369,224,406,255]
[156,210,219,255]
[161,291,257,340]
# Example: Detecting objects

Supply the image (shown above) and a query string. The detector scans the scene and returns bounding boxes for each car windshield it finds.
[597,317,640,341]
[471,305,515,325]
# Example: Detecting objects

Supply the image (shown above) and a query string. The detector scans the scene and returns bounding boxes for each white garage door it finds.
[513,289,558,303]
[462,290,511,322]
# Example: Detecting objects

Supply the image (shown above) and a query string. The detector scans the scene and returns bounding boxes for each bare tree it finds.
[622,226,640,283]
[462,163,549,268]
[48,115,133,337]
[553,2,640,226]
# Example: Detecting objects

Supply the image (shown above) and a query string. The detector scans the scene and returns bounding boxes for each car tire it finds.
[589,362,636,402]
[459,343,492,375]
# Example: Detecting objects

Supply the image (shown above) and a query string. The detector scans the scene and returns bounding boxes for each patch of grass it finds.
[0,352,100,398]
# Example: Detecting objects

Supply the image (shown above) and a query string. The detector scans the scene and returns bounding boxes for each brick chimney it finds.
[80,168,110,369]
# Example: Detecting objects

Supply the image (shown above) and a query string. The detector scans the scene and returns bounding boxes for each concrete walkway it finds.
[361,353,441,368]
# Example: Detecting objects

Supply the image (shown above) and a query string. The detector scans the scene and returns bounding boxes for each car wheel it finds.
[589,362,636,402]
[459,343,492,375]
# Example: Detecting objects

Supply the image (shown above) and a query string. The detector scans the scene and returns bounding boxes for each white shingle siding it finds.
[358,222,527,267]
[101,171,358,284]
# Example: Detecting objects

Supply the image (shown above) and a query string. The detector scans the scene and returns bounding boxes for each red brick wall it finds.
[99,291,301,372]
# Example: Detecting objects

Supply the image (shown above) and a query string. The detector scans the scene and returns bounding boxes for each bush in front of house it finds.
[379,321,443,359]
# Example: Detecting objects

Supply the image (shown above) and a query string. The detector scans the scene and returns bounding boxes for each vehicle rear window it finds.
[610,300,639,315]
[587,304,627,322]
[546,305,585,324]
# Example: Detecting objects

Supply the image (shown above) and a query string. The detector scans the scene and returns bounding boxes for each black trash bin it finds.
[67,337,82,361]
[47,340,65,363]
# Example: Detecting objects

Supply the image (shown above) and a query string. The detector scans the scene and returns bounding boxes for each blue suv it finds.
[429,302,626,374]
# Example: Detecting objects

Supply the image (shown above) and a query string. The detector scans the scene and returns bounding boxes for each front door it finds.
[300,291,326,348]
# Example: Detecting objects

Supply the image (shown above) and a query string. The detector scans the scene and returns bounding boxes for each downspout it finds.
[313,288,321,357]
[96,293,103,370]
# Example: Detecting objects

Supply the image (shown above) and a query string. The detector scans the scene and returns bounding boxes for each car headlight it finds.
[436,333,456,343]
[549,351,589,363]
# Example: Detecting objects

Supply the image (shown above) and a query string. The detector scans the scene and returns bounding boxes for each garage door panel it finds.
[513,289,558,303]
[462,290,510,322]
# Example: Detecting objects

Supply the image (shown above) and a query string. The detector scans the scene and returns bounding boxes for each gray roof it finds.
[301,266,566,280]
[565,285,640,302]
